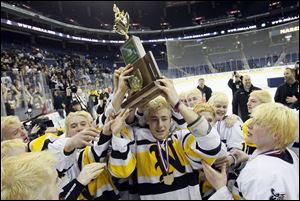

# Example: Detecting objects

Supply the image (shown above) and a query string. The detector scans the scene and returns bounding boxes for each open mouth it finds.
[23,137,29,143]
[217,113,225,117]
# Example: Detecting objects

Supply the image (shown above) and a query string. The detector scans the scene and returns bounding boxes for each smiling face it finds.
[212,101,228,121]
[146,108,171,141]
[242,75,252,90]
[284,68,296,84]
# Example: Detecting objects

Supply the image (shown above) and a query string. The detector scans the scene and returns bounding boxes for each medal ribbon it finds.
[157,139,169,174]
[258,149,282,156]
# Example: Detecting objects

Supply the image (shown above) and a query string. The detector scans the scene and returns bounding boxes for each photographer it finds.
[65,85,88,115]
[53,89,66,118]
[228,71,243,113]
[228,71,243,97]
[96,91,109,115]
[27,116,55,140]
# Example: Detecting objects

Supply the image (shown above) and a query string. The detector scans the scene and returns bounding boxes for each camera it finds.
[70,85,78,93]
[29,117,54,140]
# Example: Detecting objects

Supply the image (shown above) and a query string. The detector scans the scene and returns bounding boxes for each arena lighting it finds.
[280,26,299,34]
[271,16,299,25]
[1,18,124,44]
[1,17,296,44]
[227,25,257,33]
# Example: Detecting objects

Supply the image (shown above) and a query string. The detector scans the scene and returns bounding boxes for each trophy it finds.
[113,4,162,109]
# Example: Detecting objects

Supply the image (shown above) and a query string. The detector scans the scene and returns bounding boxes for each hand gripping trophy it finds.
[113,4,163,109]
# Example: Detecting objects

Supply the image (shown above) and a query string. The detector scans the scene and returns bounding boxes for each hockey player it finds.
[106,74,221,200]
[202,102,299,200]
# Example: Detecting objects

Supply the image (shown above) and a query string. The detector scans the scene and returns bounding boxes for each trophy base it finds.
[121,82,162,109]
[121,51,162,109]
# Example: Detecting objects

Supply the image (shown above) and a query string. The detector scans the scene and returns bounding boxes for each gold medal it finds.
[163,174,174,185]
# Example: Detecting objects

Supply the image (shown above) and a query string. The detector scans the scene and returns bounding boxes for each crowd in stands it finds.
[1,45,114,120]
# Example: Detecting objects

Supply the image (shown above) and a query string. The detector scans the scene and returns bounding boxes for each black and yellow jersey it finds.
[108,125,221,200]
[242,119,257,155]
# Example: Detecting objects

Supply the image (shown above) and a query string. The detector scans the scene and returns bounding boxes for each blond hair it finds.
[1,139,27,159]
[65,111,93,137]
[193,102,216,119]
[207,92,229,106]
[186,89,202,99]
[144,96,171,120]
[1,116,21,142]
[1,151,58,200]
[250,90,272,104]
[251,103,298,151]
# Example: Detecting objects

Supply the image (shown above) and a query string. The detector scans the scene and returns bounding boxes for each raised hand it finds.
[110,109,130,137]
[76,162,106,186]
[202,161,227,191]
[113,67,124,93]
[65,128,100,152]
[30,124,41,135]
[117,64,134,93]
[154,78,179,107]
[102,112,116,136]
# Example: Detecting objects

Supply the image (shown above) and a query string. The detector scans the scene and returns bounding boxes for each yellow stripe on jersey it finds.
[29,133,60,152]
[242,119,256,147]
[136,151,162,176]
[171,139,190,165]
[232,193,241,200]
[109,156,136,178]
[79,146,118,199]
[183,134,217,165]
[120,127,132,140]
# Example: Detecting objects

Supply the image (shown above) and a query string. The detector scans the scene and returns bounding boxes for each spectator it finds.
[71,100,83,112]
[274,67,299,110]
[197,78,212,101]
[1,151,60,200]
[232,75,261,122]
[294,61,299,82]
[53,89,66,118]
[228,71,243,113]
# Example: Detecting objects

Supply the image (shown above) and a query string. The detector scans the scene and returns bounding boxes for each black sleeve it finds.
[206,87,212,101]
[59,179,86,200]
[274,87,282,104]
[227,78,234,90]
[232,91,239,115]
